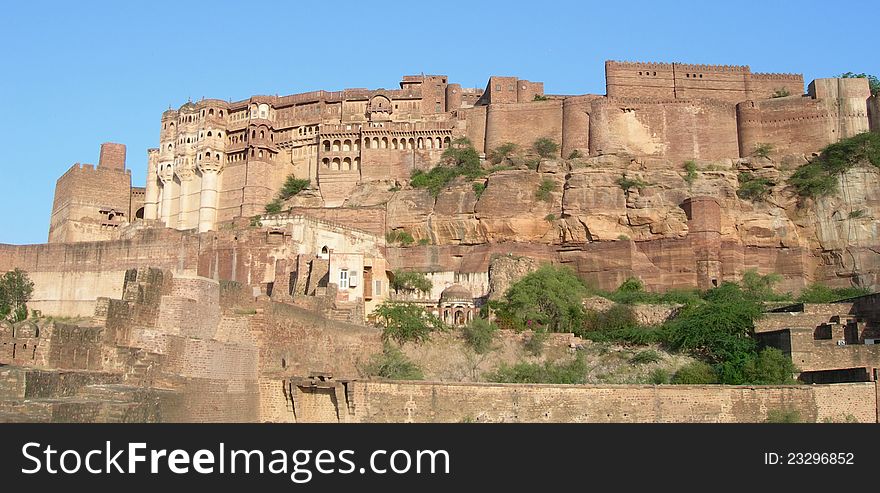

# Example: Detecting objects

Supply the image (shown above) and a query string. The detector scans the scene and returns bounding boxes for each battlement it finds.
[752,72,804,80]
[606,60,674,70]
[675,63,750,73]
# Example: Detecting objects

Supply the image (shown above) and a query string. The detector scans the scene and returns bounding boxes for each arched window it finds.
[324,140,331,152]
[209,109,214,115]
[353,157,360,170]
[322,158,330,167]
[207,131,212,137]
[343,139,351,152]
[260,130,264,139]
[435,137,442,148]
[332,140,341,151]
[219,110,224,117]
[342,157,351,170]
[392,138,398,149]
[417,137,424,149]
[252,130,256,138]
[381,137,388,149]
[372,137,379,148]
[331,158,340,170]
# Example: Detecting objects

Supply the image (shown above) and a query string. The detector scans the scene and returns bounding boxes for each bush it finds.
[630,349,662,365]
[523,330,547,356]
[494,265,589,333]
[671,361,719,384]
[0,269,34,323]
[683,160,698,186]
[533,94,549,101]
[372,302,444,344]
[418,238,430,246]
[796,283,871,303]
[264,199,283,214]
[410,137,484,196]
[788,132,880,198]
[279,175,310,200]
[472,182,486,198]
[568,149,583,159]
[535,178,556,202]
[740,347,798,385]
[362,343,423,380]
[648,368,670,384]
[848,209,866,219]
[771,88,791,98]
[601,277,701,306]
[741,269,789,302]
[753,143,774,159]
[488,142,517,164]
[579,305,652,344]
[616,174,649,192]
[533,138,558,158]
[544,213,556,222]
[462,318,497,354]
[486,353,588,384]
[389,270,432,294]
[386,230,415,246]
[737,172,773,201]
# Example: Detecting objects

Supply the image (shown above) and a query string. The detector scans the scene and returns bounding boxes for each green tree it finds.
[0,269,34,323]
[461,318,497,354]
[373,302,444,344]
[389,270,433,295]
[671,361,719,384]
[495,265,589,333]
[278,175,310,200]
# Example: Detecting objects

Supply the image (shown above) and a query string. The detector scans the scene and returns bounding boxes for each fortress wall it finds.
[484,101,563,156]
[589,98,739,162]
[298,380,877,423]
[749,73,805,99]
[259,301,382,378]
[49,163,132,243]
[0,229,200,317]
[463,105,487,153]
[561,95,599,157]
[870,95,880,132]
[605,61,676,99]
[287,207,385,237]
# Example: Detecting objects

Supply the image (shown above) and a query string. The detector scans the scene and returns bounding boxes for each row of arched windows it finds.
[322,157,360,171]
[321,136,451,152]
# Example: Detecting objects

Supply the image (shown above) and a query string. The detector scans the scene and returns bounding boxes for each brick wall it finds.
[484,101,563,157]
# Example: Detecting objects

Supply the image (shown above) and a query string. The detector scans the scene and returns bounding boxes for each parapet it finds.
[98,142,126,170]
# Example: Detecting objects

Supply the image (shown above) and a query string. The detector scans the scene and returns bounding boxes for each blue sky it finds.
[0,0,876,244]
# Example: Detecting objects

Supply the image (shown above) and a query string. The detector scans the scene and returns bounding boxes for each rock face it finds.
[487,255,541,300]
[354,152,880,292]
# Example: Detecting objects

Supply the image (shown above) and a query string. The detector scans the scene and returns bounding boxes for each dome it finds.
[440,284,473,302]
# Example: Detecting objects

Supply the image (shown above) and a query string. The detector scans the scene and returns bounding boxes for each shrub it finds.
[279,175,310,200]
[630,349,662,365]
[418,238,430,246]
[741,269,788,302]
[472,182,486,199]
[771,88,791,98]
[488,142,517,164]
[753,142,774,158]
[462,318,497,354]
[788,132,880,198]
[797,283,871,303]
[671,361,719,384]
[362,343,423,380]
[533,138,559,158]
[533,94,549,101]
[495,265,589,333]
[848,209,866,219]
[740,347,799,385]
[264,199,283,214]
[616,174,649,192]
[389,270,432,294]
[0,269,34,323]
[579,304,643,342]
[648,368,670,384]
[568,149,583,159]
[766,409,802,423]
[617,234,630,241]
[683,160,698,186]
[737,172,773,201]
[410,137,484,196]
[372,302,444,344]
[486,354,588,384]
[386,230,415,246]
[535,178,556,202]
[523,330,547,356]
[544,213,556,222]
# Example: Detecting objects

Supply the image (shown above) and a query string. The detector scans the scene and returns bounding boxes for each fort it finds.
[2,60,880,422]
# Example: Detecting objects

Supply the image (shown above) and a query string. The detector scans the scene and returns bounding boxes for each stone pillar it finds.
[144,149,161,220]
[198,159,222,233]
[176,166,194,229]
[158,164,176,228]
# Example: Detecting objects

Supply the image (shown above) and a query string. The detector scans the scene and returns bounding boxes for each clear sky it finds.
[0,0,876,244]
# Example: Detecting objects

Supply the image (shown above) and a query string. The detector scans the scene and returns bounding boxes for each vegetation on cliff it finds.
[389,270,432,295]
[410,137,483,196]
[264,174,310,214]
[373,301,445,344]
[788,132,880,198]
[361,342,424,380]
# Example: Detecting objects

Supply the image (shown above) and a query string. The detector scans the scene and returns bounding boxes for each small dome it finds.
[440,284,472,302]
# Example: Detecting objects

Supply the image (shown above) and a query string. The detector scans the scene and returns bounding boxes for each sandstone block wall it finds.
[484,101,563,156]
[48,162,132,243]
[288,379,878,423]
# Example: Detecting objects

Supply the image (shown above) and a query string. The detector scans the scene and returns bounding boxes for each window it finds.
[374,280,382,296]
[349,271,359,287]
[339,270,348,289]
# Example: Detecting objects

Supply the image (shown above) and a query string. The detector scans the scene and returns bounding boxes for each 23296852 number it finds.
[787,452,853,465]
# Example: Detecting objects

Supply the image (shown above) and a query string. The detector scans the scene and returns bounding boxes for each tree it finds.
[389,270,432,295]
[533,138,559,158]
[372,302,444,344]
[495,265,589,333]
[278,175,310,200]
[361,342,423,380]
[0,269,34,323]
